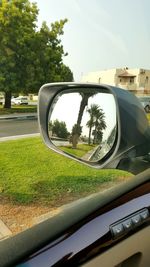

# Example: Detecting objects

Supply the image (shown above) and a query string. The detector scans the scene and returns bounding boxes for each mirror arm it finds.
[116,157,150,175]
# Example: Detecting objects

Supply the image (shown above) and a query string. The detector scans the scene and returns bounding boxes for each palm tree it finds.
[86,104,106,145]
[71,91,97,148]
[92,110,106,144]
[86,104,100,144]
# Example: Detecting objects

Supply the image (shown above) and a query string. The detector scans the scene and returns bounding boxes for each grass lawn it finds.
[0,105,37,115]
[0,137,132,205]
[60,144,96,158]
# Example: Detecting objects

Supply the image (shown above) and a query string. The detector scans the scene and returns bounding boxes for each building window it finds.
[119,77,127,84]
[145,76,148,84]
[98,77,101,83]
[130,77,134,84]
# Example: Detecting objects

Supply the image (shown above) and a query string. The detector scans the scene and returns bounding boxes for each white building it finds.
[81,68,150,95]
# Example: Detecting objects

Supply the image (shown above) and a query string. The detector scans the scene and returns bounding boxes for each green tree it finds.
[71,91,97,148]
[31,20,73,88]
[92,119,106,144]
[59,64,74,82]
[86,104,106,144]
[0,1,73,108]
[0,0,38,108]
[86,104,100,144]
[51,119,69,139]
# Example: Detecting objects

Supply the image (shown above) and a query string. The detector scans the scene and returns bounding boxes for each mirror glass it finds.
[48,88,117,162]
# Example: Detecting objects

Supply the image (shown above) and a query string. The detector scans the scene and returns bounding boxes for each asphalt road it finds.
[0,118,39,138]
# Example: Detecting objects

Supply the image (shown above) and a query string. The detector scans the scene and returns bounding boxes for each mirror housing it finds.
[38,83,150,174]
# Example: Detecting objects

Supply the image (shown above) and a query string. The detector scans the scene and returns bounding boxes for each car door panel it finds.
[82,227,150,267]
[0,169,149,267]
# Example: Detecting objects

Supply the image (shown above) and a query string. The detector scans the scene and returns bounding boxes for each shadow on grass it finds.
[1,174,125,205]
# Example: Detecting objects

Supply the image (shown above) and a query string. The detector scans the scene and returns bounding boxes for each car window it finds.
[0,0,149,241]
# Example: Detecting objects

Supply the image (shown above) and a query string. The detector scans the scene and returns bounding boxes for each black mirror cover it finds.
[38,82,150,174]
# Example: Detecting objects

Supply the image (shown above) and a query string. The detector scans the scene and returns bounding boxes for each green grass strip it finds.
[0,137,132,204]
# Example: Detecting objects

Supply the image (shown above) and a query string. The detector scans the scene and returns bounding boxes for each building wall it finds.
[115,68,139,92]
[81,69,116,85]
[81,68,150,95]
[138,69,150,93]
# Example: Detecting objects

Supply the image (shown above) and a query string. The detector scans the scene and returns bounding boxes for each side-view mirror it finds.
[38,83,150,174]
[48,89,117,162]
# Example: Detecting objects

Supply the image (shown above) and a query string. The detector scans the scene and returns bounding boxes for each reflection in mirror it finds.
[48,88,117,162]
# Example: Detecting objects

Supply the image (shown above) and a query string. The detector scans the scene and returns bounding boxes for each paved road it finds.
[0,118,39,138]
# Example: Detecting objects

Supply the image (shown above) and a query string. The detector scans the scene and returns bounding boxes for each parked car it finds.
[11,96,28,105]
[138,96,150,113]
[1,83,149,267]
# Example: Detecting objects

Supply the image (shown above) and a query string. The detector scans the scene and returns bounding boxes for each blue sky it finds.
[33,0,150,81]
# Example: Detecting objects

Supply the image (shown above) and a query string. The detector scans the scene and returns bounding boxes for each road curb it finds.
[0,133,40,142]
[0,114,37,121]
[0,220,12,241]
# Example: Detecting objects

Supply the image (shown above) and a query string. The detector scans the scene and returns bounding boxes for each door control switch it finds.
[111,223,124,238]
[110,208,149,239]
[131,214,141,225]
[123,219,133,230]
[140,209,149,220]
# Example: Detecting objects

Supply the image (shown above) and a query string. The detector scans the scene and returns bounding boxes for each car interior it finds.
[0,168,149,267]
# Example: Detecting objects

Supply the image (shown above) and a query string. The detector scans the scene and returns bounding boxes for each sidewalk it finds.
[0,220,12,241]
[0,112,37,120]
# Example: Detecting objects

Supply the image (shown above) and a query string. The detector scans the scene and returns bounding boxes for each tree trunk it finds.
[93,124,97,144]
[71,95,89,149]
[72,134,78,149]
[76,95,89,126]
[88,126,92,145]
[4,91,12,108]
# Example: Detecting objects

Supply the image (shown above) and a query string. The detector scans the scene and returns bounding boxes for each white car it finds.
[11,96,28,105]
